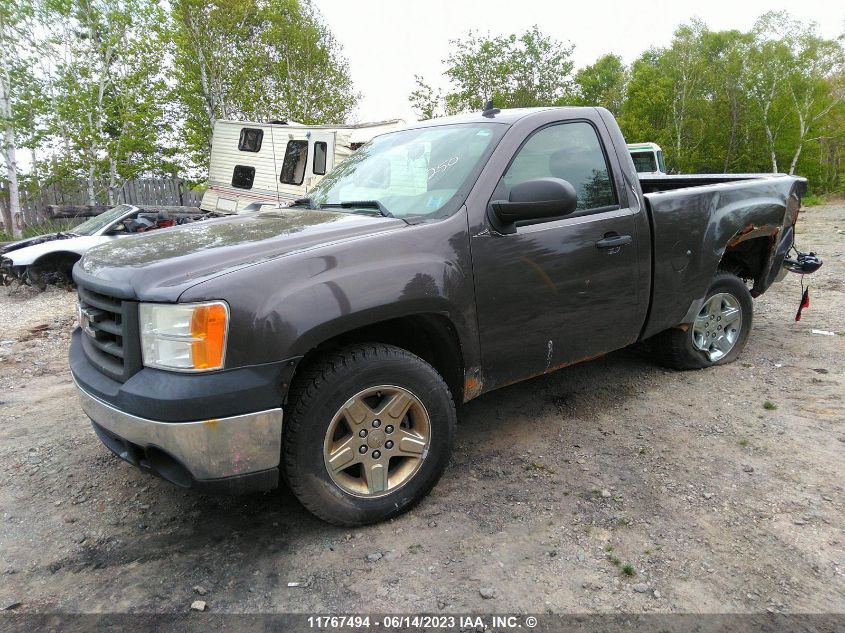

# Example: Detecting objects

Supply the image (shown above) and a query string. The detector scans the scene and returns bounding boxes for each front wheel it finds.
[282,343,456,526]
[651,271,753,370]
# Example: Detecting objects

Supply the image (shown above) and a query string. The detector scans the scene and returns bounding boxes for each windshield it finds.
[306,123,506,220]
[630,152,657,173]
[72,204,134,235]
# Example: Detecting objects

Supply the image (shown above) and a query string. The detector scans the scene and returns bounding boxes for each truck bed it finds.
[638,172,799,194]
[640,174,806,340]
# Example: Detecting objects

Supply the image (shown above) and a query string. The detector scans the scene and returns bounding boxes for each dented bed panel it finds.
[640,176,804,340]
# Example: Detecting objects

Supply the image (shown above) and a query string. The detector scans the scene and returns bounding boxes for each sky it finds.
[317,0,845,124]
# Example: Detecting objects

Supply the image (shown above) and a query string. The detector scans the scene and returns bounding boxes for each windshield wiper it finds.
[290,197,316,209]
[322,200,394,218]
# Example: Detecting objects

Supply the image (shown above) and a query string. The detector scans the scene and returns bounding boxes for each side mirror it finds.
[490,178,577,232]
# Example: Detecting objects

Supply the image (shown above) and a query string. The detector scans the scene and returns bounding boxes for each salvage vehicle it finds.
[69,106,819,526]
[627,142,666,173]
[1,204,208,288]
[201,119,404,214]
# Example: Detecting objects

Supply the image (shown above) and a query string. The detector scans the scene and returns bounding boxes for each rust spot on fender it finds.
[464,373,484,401]
[727,224,778,248]
[204,419,220,429]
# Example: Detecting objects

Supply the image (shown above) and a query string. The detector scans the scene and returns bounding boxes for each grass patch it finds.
[802,194,826,206]
[763,400,778,411]
[1,219,80,242]
[524,461,555,474]
[407,544,423,554]
[738,439,750,447]
[607,555,621,566]
[622,564,636,577]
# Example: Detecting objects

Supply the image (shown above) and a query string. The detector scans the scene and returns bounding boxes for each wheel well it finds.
[293,314,465,405]
[32,251,80,276]
[719,236,772,283]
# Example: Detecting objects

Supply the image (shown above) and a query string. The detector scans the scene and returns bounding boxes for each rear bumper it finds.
[73,374,283,493]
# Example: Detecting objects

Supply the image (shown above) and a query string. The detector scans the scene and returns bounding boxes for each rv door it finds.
[274,130,336,201]
[305,132,336,192]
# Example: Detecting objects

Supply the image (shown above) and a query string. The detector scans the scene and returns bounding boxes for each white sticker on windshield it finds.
[426,195,444,210]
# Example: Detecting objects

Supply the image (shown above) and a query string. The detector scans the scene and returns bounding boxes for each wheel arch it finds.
[31,250,82,273]
[288,311,466,406]
[719,228,782,295]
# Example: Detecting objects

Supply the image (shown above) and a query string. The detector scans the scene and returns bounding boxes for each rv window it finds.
[238,128,263,152]
[313,141,328,175]
[232,165,256,189]
[280,140,308,185]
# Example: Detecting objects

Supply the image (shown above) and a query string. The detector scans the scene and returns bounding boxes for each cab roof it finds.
[404,106,603,129]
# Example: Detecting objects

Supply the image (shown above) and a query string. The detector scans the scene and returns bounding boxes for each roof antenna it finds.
[482,99,500,118]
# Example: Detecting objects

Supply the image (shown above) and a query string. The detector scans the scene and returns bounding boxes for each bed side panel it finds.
[641,176,799,340]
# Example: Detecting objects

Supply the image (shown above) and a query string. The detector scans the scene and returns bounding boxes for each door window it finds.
[313,141,328,175]
[500,122,616,212]
[280,140,309,185]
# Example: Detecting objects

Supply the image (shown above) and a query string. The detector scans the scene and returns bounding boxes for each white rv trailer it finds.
[201,119,405,213]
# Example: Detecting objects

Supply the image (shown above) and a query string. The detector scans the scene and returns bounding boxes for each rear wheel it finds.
[282,343,456,526]
[651,271,752,370]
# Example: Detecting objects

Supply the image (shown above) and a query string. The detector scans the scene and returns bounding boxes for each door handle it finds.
[596,234,632,249]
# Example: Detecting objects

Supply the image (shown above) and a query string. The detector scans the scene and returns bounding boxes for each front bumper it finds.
[73,374,284,493]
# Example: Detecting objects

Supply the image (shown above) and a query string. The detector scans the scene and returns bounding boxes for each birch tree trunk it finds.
[0,63,22,238]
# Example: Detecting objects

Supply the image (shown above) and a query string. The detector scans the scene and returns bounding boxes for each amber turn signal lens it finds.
[190,303,228,370]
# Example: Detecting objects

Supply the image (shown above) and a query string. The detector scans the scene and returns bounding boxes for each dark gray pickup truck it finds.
[69,107,816,526]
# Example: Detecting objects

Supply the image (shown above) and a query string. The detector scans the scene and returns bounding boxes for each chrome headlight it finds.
[139,301,229,372]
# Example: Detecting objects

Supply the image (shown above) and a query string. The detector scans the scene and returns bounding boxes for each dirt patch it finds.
[0,204,843,615]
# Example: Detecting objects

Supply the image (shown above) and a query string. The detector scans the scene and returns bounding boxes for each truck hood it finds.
[78,209,406,301]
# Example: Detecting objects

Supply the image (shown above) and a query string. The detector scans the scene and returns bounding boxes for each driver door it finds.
[470,119,644,388]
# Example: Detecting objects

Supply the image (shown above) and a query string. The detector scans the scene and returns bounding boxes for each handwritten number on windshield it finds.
[427,156,459,181]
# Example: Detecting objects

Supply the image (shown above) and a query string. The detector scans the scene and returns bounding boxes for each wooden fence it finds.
[0,177,202,230]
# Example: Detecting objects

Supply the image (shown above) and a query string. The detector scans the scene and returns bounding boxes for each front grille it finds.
[77,284,142,382]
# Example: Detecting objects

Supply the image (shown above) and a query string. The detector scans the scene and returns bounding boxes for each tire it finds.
[24,266,46,291]
[651,271,753,370]
[282,343,456,526]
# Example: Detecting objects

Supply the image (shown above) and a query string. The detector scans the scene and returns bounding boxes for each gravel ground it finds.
[0,203,843,616]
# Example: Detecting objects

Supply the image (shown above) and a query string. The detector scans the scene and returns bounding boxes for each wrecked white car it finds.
[0,204,208,288]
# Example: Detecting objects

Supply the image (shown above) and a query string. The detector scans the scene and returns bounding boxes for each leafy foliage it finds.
[171,0,357,172]
[410,15,845,193]
[0,0,357,219]
[412,26,575,117]
[572,54,626,115]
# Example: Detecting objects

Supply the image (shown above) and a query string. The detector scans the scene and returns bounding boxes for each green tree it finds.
[745,12,845,175]
[409,75,444,120]
[572,53,626,115]
[0,0,40,237]
[172,0,357,173]
[46,0,172,204]
[508,25,574,107]
[620,50,673,161]
[441,30,514,113]
[411,26,575,117]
